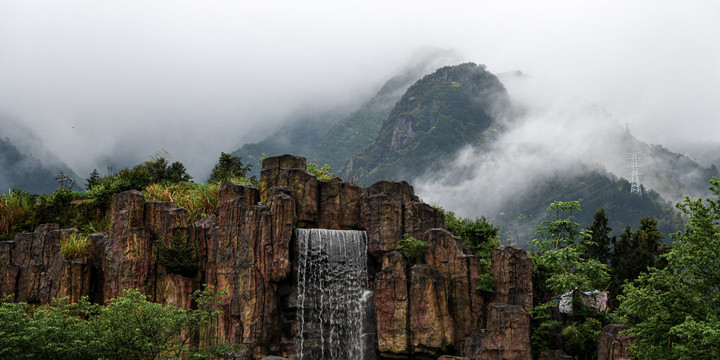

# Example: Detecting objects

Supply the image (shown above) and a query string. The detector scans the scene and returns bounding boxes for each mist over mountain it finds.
[0,113,81,193]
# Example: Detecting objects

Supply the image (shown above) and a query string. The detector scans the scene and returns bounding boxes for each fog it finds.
[1,1,718,182]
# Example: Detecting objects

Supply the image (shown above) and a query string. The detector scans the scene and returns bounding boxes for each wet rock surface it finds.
[0,154,534,360]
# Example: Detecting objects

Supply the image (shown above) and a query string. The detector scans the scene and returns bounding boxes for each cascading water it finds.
[295,229,371,360]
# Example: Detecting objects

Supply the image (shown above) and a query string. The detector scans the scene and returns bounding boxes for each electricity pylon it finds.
[627,153,643,197]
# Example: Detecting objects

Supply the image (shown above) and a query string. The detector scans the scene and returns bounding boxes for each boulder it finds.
[410,264,454,356]
[464,302,531,360]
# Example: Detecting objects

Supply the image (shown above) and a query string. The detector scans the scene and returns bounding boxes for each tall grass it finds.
[143,182,221,223]
[0,190,35,240]
[59,232,90,259]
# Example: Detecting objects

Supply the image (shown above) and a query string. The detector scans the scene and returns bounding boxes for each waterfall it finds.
[295,229,371,360]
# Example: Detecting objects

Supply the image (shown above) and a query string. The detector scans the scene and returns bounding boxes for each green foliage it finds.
[155,231,200,278]
[0,287,230,360]
[88,154,192,209]
[609,217,667,306]
[208,152,254,184]
[143,182,220,223]
[561,317,603,360]
[306,163,335,180]
[582,208,614,265]
[439,207,499,271]
[0,190,36,240]
[476,273,495,294]
[397,233,428,265]
[617,178,720,360]
[531,201,610,299]
[59,231,90,259]
[530,301,562,353]
[85,169,101,190]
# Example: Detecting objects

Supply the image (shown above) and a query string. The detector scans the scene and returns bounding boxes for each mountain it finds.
[230,108,349,178]
[229,52,460,177]
[342,63,511,185]
[0,113,81,193]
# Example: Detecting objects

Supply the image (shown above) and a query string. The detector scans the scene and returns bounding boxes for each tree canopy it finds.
[618,178,720,359]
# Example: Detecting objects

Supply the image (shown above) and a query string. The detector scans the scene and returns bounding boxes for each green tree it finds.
[85,169,102,190]
[618,178,720,360]
[306,163,335,180]
[531,201,610,300]
[583,208,614,265]
[208,152,253,183]
[610,217,666,305]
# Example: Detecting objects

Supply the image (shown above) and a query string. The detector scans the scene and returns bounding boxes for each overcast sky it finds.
[1,0,719,179]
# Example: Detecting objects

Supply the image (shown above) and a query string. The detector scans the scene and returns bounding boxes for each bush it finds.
[306,163,335,180]
[0,190,36,240]
[144,182,220,223]
[59,232,90,259]
[397,233,428,265]
[0,287,230,360]
[155,231,200,278]
[437,207,499,271]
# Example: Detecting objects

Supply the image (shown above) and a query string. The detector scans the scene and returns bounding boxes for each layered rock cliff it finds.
[1,154,534,359]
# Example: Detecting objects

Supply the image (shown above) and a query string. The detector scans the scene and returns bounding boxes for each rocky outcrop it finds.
[597,324,634,360]
[0,154,535,360]
[490,246,533,311]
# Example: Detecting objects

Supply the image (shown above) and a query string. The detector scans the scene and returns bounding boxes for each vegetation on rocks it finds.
[397,233,428,265]
[59,231,91,260]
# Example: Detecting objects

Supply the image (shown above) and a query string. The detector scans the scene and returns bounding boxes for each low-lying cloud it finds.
[0,1,718,184]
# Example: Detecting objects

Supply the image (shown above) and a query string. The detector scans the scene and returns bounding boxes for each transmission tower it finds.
[627,153,643,197]
[55,172,83,191]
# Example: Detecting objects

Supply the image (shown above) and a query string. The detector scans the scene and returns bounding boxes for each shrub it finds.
[144,182,220,223]
[306,163,335,180]
[59,232,90,259]
[477,273,495,294]
[0,287,231,360]
[155,231,200,278]
[0,190,36,240]
[397,233,428,265]
[437,207,499,271]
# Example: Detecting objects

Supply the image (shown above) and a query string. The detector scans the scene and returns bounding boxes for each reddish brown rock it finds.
[410,264,454,356]
[597,324,634,360]
[464,302,531,360]
[361,190,404,257]
[104,191,153,301]
[52,257,93,304]
[13,225,64,303]
[0,240,19,297]
[490,246,533,311]
[404,202,445,240]
[317,178,362,229]
[374,251,409,356]
[425,229,484,349]
[363,180,419,202]
[259,154,307,202]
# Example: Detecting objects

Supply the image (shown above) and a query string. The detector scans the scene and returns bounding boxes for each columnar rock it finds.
[425,228,485,350]
[409,264,454,355]
[374,251,409,356]
[597,324,634,360]
[317,178,362,229]
[470,303,531,360]
[490,246,533,311]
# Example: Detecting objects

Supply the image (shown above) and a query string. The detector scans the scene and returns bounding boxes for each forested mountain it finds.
[0,114,81,194]
[342,63,511,185]
[230,59,435,177]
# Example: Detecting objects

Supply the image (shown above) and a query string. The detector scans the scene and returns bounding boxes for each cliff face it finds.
[0,154,534,359]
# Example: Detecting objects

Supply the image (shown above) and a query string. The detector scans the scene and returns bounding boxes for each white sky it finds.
[1,0,719,178]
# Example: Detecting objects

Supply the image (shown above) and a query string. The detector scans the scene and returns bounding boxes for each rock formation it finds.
[597,324,634,360]
[0,154,534,360]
